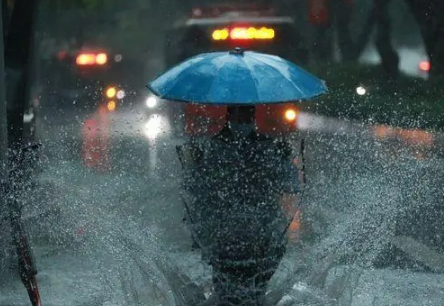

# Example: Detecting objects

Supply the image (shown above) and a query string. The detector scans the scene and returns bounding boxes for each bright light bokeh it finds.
[212,27,275,40]
[96,53,108,65]
[419,61,431,72]
[212,28,229,40]
[106,87,117,98]
[107,100,116,111]
[144,115,162,139]
[76,53,96,65]
[76,53,108,65]
[356,86,367,96]
[116,90,126,99]
[146,96,158,108]
[284,109,297,121]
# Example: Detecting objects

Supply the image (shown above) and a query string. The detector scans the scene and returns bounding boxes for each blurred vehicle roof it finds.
[172,2,294,28]
[185,16,294,26]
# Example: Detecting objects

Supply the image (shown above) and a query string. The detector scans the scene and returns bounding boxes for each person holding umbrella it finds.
[148,47,327,305]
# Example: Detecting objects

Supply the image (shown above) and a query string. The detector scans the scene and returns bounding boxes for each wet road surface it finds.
[1,102,444,305]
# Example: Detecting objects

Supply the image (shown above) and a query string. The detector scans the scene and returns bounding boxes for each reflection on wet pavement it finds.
[298,112,437,159]
[3,104,441,305]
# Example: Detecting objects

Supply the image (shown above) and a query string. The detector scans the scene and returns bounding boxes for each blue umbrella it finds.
[147,48,327,105]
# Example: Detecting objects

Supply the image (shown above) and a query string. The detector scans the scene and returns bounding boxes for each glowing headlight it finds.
[106,87,116,98]
[284,109,297,121]
[146,96,158,108]
[144,115,162,139]
[116,90,125,99]
[356,86,367,96]
[107,100,116,111]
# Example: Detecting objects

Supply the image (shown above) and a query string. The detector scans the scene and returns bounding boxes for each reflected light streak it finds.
[144,115,162,140]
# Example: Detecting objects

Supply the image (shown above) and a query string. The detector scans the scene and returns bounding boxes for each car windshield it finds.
[1,0,444,305]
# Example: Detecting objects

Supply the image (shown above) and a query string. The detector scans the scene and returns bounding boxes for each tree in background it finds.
[308,0,333,61]
[307,0,444,79]
[37,0,444,79]
[308,0,399,77]
[331,0,355,61]
[404,0,444,78]
[373,0,399,78]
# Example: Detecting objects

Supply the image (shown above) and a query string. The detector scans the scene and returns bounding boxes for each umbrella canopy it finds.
[147,48,327,105]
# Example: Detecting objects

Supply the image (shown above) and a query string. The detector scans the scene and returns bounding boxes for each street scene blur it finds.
[1,0,444,305]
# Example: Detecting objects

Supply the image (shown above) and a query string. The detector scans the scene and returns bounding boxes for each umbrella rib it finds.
[207,54,259,104]
[239,54,261,102]
[254,54,306,72]
[256,54,327,92]
[163,57,217,100]
[150,53,219,100]
[206,54,230,103]
[248,55,307,97]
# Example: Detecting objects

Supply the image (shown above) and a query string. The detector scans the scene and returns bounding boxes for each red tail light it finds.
[96,53,108,65]
[419,61,430,72]
[76,53,108,66]
[212,27,275,40]
[76,54,96,65]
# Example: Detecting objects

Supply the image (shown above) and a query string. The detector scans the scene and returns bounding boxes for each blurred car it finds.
[39,47,142,116]
[160,3,309,137]
[164,3,309,68]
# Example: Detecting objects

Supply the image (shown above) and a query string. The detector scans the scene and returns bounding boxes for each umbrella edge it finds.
[145,84,327,106]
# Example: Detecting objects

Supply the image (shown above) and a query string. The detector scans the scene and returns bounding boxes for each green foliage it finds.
[43,0,116,10]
